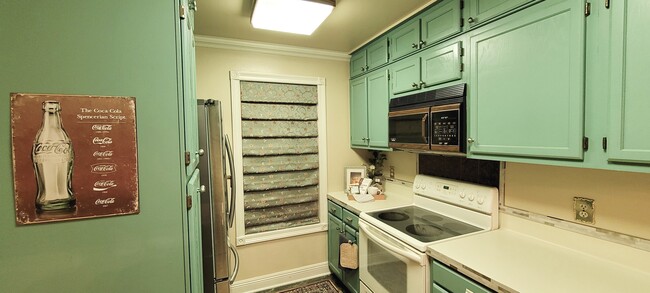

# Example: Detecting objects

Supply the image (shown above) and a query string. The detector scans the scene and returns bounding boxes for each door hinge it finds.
[585,2,591,16]
[605,0,610,9]
[460,47,465,57]
[460,0,464,10]
[184,151,191,166]
[387,73,391,80]
[583,137,589,151]
[180,4,186,19]
[186,195,192,210]
[460,63,465,72]
[460,18,465,28]
[602,137,608,151]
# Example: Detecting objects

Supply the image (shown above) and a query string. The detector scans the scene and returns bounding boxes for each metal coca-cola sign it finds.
[10,93,139,225]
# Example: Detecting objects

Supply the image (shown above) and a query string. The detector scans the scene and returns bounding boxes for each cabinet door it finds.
[420,42,462,89]
[389,18,420,61]
[328,214,344,279]
[181,0,199,176]
[343,225,359,293]
[390,55,421,95]
[607,0,650,164]
[366,37,389,71]
[420,0,462,47]
[350,50,367,78]
[466,0,535,27]
[367,70,390,148]
[350,77,369,147]
[468,0,585,160]
[186,169,203,293]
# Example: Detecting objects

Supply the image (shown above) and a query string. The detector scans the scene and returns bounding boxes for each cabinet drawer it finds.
[342,209,359,230]
[328,201,343,218]
[431,261,493,293]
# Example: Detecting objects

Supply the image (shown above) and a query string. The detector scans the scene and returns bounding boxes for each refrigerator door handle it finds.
[224,134,236,228]
[228,241,240,284]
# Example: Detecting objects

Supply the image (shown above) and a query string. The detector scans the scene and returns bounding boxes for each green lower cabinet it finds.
[431,260,493,293]
[350,70,390,149]
[327,214,344,279]
[327,201,360,293]
[467,0,585,160]
[607,0,650,164]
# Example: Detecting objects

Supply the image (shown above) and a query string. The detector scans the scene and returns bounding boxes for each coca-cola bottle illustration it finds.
[32,100,76,211]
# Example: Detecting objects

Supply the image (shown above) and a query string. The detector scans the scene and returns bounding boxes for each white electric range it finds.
[358,174,498,293]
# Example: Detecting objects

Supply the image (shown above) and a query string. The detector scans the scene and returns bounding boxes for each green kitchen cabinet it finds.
[350,37,389,78]
[465,0,537,28]
[350,70,390,149]
[391,41,463,96]
[186,169,203,293]
[606,0,650,164]
[327,200,360,293]
[431,260,493,293]
[181,0,200,176]
[467,0,585,160]
[388,0,462,62]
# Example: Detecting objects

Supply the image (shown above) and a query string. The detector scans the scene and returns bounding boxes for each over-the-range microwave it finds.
[388,83,466,155]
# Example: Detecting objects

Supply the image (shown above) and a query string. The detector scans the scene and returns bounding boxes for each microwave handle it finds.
[421,113,429,144]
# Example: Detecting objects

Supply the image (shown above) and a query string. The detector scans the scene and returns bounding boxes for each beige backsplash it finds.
[503,162,650,240]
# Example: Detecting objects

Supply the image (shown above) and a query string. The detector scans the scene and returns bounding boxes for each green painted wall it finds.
[0,1,188,292]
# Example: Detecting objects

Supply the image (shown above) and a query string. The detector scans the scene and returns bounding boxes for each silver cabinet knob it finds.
[419,40,426,47]
[419,81,426,88]
[411,43,418,49]
[468,17,476,23]
[197,149,205,156]
[198,185,206,193]
[189,0,197,11]
[467,137,475,144]
[361,67,366,72]
[412,82,419,88]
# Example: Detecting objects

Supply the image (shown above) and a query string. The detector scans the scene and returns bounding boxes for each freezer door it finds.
[197,99,231,293]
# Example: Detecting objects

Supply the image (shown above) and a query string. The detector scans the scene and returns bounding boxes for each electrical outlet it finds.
[389,166,395,179]
[573,197,595,224]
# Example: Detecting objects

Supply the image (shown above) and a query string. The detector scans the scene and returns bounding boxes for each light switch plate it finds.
[574,197,595,224]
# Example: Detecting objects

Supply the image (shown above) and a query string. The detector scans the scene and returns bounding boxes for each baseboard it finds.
[230,262,330,293]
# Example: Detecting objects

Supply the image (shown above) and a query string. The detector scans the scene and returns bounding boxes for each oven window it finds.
[389,113,429,144]
[367,240,406,292]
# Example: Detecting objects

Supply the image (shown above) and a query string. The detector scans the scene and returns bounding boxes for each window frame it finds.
[229,71,328,246]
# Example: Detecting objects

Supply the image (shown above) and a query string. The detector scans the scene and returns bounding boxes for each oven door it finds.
[359,221,429,293]
[388,107,430,150]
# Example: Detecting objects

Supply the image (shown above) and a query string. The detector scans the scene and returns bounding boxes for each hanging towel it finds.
[339,233,358,270]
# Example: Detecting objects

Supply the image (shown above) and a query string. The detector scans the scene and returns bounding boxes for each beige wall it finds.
[503,162,650,239]
[385,151,418,182]
[195,46,367,280]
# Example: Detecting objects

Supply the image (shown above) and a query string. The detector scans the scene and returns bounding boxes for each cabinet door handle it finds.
[467,137,475,144]
[411,43,418,49]
[345,217,353,222]
[365,65,369,70]
[419,81,426,88]
[468,17,476,23]
[412,82,419,88]
[419,40,426,48]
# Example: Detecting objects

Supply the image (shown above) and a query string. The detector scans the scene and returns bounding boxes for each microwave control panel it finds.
[431,108,459,146]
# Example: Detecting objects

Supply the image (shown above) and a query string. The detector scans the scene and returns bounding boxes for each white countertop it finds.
[327,179,414,215]
[427,213,650,292]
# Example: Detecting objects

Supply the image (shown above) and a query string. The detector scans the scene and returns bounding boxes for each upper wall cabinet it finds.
[465,0,537,28]
[607,0,650,164]
[467,0,585,160]
[350,37,388,78]
[350,70,390,149]
[391,41,463,96]
[388,0,461,62]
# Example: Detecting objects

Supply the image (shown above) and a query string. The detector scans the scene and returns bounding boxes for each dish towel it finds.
[339,234,358,269]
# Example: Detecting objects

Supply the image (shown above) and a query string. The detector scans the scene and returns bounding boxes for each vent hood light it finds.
[251,0,335,35]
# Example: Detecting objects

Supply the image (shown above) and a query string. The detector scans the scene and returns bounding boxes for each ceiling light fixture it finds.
[251,0,335,35]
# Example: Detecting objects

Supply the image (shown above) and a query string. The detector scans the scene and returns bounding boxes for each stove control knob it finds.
[459,192,466,199]
[477,195,485,205]
[468,194,476,201]
[421,185,427,190]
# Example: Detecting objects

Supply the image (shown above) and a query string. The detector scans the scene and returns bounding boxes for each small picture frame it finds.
[344,166,366,193]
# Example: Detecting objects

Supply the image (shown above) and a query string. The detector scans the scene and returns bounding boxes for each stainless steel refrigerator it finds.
[197,99,239,293]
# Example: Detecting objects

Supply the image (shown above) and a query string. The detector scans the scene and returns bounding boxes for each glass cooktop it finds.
[366,206,482,243]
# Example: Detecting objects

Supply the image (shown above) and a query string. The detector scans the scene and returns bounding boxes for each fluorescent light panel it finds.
[251,0,335,35]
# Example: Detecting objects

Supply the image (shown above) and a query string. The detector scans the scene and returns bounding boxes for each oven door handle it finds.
[359,222,427,266]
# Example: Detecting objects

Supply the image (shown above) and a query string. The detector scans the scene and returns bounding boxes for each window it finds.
[230,71,328,245]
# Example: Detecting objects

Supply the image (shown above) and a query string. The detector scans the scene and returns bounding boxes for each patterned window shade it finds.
[240,81,320,234]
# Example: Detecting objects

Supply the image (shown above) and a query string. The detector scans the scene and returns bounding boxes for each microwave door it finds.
[389,108,430,150]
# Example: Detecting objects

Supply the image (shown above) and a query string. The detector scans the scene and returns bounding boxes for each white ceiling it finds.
[194,0,438,54]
